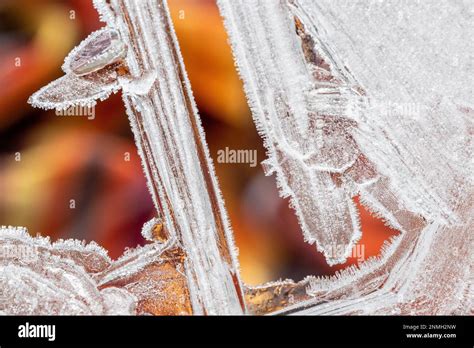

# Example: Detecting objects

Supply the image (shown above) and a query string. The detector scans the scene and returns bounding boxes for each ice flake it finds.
[28,27,129,111]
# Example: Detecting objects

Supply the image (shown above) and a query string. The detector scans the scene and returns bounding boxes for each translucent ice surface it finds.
[218,0,473,265]
[220,0,473,314]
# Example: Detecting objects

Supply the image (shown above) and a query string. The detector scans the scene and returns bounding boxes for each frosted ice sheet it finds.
[0,226,132,315]
[218,0,473,266]
[218,0,367,264]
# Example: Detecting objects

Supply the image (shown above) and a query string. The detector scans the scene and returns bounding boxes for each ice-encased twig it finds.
[91,0,245,314]
[28,0,246,314]
[217,0,473,266]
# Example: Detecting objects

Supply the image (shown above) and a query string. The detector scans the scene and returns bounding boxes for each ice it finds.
[0,226,130,315]
[97,241,192,315]
[23,0,473,315]
[220,0,473,314]
[101,287,137,315]
[90,0,246,314]
[0,225,193,315]
[218,0,366,264]
[28,27,129,111]
[140,217,167,242]
[28,27,154,111]
[217,0,473,264]
[64,28,126,76]
[27,0,246,315]
[28,66,121,111]
[118,69,157,96]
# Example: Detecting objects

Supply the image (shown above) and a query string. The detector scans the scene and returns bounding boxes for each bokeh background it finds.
[0,0,398,285]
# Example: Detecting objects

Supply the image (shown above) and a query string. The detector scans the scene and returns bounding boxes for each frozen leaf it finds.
[28,27,130,111]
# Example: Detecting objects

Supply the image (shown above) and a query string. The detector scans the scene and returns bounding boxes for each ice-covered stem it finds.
[93,0,245,314]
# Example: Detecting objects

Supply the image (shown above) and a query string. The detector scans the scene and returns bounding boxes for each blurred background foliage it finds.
[0,0,397,285]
